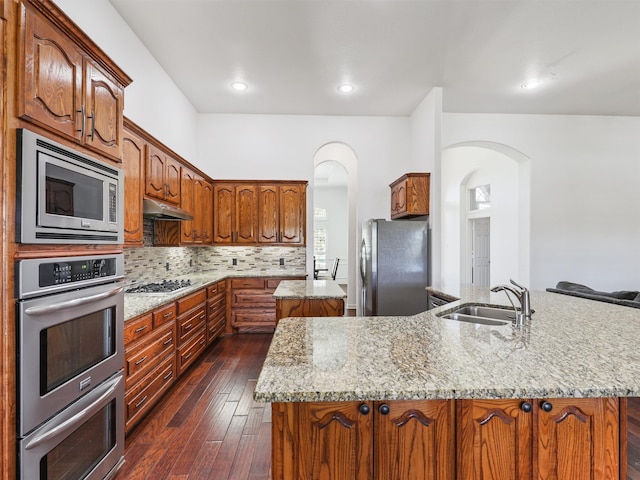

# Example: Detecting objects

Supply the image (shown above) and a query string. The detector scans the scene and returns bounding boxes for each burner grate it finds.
[126,279,192,294]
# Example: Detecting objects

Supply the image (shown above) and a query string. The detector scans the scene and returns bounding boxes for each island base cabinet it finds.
[457,397,619,480]
[272,400,454,480]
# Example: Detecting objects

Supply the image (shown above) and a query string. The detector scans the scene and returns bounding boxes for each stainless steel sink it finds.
[438,304,517,326]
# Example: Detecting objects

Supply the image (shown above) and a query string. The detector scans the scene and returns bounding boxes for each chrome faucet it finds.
[491,279,532,326]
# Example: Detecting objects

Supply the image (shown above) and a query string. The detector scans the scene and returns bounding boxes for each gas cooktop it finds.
[126,279,192,294]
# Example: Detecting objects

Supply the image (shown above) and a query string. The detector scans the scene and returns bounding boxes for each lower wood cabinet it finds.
[229,277,304,333]
[273,397,620,480]
[176,288,207,375]
[275,297,344,325]
[272,400,455,480]
[207,280,226,344]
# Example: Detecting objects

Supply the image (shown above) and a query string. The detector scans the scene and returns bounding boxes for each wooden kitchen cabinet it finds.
[207,280,226,344]
[123,305,177,433]
[145,143,181,204]
[180,168,213,244]
[122,121,146,246]
[176,288,207,375]
[258,183,306,245]
[457,397,619,480]
[19,1,130,161]
[213,182,259,244]
[272,400,455,480]
[390,173,430,219]
[275,297,344,325]
[213,181,307,246]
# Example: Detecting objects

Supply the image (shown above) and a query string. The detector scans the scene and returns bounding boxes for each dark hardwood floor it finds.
[115,333,274,480]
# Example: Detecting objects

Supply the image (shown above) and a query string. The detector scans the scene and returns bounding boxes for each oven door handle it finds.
[24,374,122,450]
[24,286,124,316]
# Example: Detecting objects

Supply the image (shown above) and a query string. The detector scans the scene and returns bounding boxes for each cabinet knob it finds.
[520,401,533,413]
[359,404,370,415]
[541,401,553,412]
[378,404,390,415]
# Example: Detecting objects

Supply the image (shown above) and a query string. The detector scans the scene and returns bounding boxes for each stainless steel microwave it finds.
[16,129,124,244]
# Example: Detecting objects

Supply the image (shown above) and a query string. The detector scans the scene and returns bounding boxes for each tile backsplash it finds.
[124,219,306,285]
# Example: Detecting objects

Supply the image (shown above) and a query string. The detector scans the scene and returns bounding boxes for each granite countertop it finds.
[273,279,347,300]
[254,287,640,403]
[124,269,306,320]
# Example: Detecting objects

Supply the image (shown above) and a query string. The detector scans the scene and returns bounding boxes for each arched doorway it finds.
[441,142,530,291]
[312,143,358,312]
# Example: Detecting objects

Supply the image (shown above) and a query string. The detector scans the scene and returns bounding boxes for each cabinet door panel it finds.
[236,185,258,243]
[536,397,619,480]
[213,184,235,243]
[21,6,83,141]
[258,185,279,243]
[84,59,123,160]
[122,127,145,245]
[297,402,373,480]
[279,184,305,244]
[145,144,167,199]
[375,400,455,480]
[458,399,533,480]
[180,169,196,243]
[164,156,181,204]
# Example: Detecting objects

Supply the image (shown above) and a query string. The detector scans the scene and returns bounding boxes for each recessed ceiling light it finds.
[521,80,541,89]
[337,84,355,94]
[231,82,248,91]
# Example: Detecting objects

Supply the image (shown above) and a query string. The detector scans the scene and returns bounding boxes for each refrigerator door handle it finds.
[359,239,367,282]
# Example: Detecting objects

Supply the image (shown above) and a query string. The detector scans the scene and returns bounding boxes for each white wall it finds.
[55,0,199,161]
[409,88,443,286]
[443,114,640,292]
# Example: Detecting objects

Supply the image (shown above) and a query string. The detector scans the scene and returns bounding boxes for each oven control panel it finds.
[15,254,125,300]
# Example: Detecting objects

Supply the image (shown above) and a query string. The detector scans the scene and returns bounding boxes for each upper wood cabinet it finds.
[122,122,146,246]
[145,144,181,204]
[389,173,430,219]
[180,168,213,245]
[214,181,306,246]
[19,1,130,162]
[258,183,306,245]
[457,397,619,480]
[213,183,259,244]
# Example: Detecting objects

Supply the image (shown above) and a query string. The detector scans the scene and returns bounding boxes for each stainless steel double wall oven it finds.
[15,128,126,480]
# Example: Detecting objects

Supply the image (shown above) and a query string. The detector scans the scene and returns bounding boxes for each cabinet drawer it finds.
[124,312,152,346]
[125,354,176,432]
[153,303,177,328]
[207,295,226,318]
[231,290,276,308]
[177,305,207,346]
[231,278,265,289]
[207,281,226,297]
[231,309,276,327]
[207,315,226,344]
[125,323,175,388]
[177,327,207,375]
[177,288,207,315]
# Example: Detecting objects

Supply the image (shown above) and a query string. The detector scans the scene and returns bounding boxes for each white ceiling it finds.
[109,0,640,117]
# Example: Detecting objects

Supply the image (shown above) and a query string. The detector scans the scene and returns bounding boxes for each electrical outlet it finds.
[232,258,237,266]
[279,258,285,266]
[165,262,170,271]
[189,259,193,267]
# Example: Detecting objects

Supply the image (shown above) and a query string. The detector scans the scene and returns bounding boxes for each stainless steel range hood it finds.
[142,198,193,221]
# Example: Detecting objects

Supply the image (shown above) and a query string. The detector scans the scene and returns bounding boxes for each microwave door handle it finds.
[24,374,122,450]
[24,286,123,316]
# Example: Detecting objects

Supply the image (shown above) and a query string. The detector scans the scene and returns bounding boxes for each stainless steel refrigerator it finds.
[360,219,430,316]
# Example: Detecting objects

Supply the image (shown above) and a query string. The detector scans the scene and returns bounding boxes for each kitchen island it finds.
[254,287,640,479]
[273,279,346,324]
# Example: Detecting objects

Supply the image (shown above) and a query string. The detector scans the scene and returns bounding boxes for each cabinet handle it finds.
[541,401,553,412]
[199,338,206,345]
[76,106,85,137]
[134,395,148,409]
[199,314,206,320]
[134,355,147,366]
[521,401,533,413]
[184,323,192,330]
[163,371,173,381]
[378,404,390,415]
[162,338,173,346]
[134,325,148,334]
[88,110,95,141]
[359,404,370,415]
[184,352,193,360]
[163,312,173,318]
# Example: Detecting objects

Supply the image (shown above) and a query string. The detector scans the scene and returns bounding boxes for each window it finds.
[314,207,327,268]
[470,184,491,211]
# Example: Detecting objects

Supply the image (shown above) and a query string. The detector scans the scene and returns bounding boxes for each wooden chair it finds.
[317,258,339,280]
